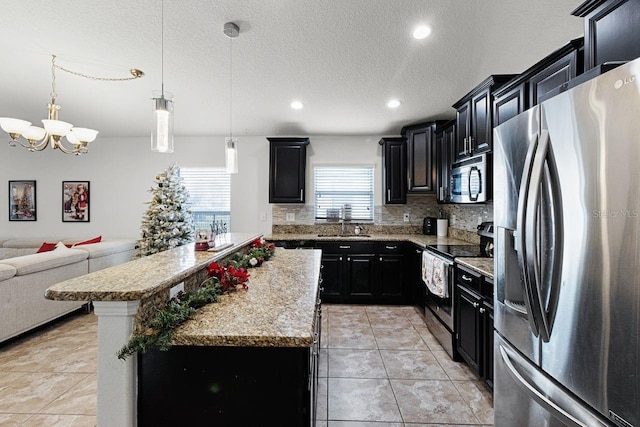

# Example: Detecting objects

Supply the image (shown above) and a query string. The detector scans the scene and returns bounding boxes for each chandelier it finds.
[0,55,144,155]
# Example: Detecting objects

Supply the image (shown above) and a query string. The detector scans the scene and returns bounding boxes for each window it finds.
[181,168,231,231]
[314,166,374,221]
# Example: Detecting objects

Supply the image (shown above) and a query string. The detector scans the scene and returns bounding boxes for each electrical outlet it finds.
[260,212,267,222]
[477,216,483,225]
[169,282,184,299]
[451,214,456,224]
[286,212,295,222]
[403,213,410,222]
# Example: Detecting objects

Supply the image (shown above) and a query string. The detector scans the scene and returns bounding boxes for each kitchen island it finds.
[140,247,322,426]
[46,233,322,427]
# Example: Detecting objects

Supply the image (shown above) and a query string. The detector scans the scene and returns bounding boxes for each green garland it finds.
[117,278,223,360]
[116,239,276,360]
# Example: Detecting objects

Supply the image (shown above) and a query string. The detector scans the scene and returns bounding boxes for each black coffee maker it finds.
[423,217,437,235]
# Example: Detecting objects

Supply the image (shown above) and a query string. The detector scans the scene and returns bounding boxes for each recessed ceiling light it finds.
[291,101,304,110]
[386,99,401,109]
[412,25,432,40]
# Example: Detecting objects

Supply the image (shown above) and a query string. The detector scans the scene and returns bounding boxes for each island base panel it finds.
[138,345,312,426]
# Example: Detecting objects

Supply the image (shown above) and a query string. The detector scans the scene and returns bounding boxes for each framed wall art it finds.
[62,181,90,222]
[9,180,37,221]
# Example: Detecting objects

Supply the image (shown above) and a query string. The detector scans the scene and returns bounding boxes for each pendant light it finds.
[224,22,239,174]
[151,0,174,153]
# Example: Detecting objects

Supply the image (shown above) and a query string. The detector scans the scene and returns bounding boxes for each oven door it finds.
[425,261,454,330]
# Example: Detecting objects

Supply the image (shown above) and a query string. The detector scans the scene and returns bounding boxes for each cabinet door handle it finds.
[385,245,397,250]
[300,189,303,200]
[461,274,473,282]
[379,257,383,261]
[339,245,350,249]
[387,189,391,201]
[479,307,485,314]
[416,249,422,254]
[473,302,480,309]
[347,257,351,261]
[339,256,343,261]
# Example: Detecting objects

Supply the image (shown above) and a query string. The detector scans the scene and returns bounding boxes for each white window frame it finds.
[313,165,375,222]
[181,167,231,231]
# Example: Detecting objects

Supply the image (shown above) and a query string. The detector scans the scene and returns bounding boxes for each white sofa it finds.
[0,238,137,343]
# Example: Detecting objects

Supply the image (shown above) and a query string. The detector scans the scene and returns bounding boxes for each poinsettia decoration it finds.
[229,238,276,269]
[207,261,250,291]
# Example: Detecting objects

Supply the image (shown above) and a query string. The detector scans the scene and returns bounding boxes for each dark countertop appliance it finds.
[422,221,494,359]
[423,217,437,235]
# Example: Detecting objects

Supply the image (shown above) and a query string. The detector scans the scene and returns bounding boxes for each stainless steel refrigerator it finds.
[493,58,640,427]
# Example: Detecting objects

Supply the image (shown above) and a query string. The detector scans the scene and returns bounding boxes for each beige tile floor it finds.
[318,304,494,426]
[0,304,493,426]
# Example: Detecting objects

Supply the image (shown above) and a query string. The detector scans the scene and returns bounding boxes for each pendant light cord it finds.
[161,0,165,96]
[229,36,233,139]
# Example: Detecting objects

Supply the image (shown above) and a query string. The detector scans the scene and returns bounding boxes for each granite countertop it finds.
[45,233,261,302]
[173,248,321,348]
[455,257,494,279]
[266,233,470,247]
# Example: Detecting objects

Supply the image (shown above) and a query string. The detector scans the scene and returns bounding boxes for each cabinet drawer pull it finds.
[339,245,351,249]
[339,256,343,261]
[380,257,383,261]
[416,249,422,254]
[385,245,397,250]
[461,274,473,282]
[347,257,351,261]
[473,302,480,309]
[479,307,485,314]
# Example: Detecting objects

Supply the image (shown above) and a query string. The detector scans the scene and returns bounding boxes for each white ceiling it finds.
[1,0,584,139]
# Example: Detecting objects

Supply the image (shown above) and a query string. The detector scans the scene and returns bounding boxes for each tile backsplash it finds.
[272,194,493,237]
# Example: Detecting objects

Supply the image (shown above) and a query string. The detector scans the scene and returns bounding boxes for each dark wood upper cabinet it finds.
[435,120,456,203]
[452,75,515,162]
[493,38,584,127]
[268,137,309,203]
[379,137,407,204]
[401,121,447,193]
[572,0,640,70]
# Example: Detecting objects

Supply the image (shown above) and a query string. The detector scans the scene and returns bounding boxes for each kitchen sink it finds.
[317,234,371,238]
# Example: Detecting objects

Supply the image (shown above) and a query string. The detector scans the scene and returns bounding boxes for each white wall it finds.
[0,134,387,239]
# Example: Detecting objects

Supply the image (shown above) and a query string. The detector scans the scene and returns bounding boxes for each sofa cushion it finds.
[0,248,38,260]
[1,249,88,276]
[2,238,66,249]
[72,240,136,259]
[0,264,17,281]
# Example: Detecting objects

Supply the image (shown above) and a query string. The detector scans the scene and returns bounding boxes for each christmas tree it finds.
[138,164,195,256]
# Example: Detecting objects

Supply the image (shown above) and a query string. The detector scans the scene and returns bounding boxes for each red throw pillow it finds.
[37,242,57,253]
[74,236,102,246]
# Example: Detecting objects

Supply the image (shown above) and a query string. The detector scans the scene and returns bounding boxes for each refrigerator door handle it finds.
[525,129,556,342]
[498,343,611,427]
[516,131,541,337]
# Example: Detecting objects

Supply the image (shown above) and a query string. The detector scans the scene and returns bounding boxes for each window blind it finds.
[314,166,374,221]
[181,167,231,230]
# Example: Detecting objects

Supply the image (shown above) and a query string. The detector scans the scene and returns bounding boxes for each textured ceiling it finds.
[0,0,584,138]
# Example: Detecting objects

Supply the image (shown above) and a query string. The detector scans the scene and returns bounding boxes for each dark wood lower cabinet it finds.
[455,265,494,389]
[138,345,315,426]
[316,241,408,304]
[456,284,482,373]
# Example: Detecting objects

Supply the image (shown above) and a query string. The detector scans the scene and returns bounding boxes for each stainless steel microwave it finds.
[449,154,488,203]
